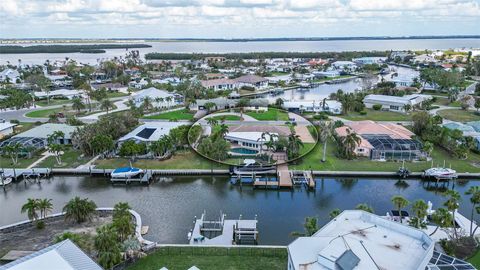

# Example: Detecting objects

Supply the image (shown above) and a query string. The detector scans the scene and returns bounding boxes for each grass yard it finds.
[143,109,194,121]
[127,247,287,270]
[246,108,289,121]
[468,249,480,269]
[14,122,38,133]
[437,109,480,123]
[35,99,72,107]
[206,115,241,121]
[433,98,462,107]
[106,91,129,98]
[312,75,354,83]
[26,107,64,118]
[25,105,115,118]
[35,148,90,168]
[296,139,480,173]
[95,150,225,170]
[341,109,412,122]
[0,155,41,168]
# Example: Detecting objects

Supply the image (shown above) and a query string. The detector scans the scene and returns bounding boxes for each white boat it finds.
[423,167,457,180]
[111,167,144,178]
[0,177,13,186]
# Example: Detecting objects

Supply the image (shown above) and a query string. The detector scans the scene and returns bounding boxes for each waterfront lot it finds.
[298,139,480,173]
[127,247,287,270]
[143,108,194,121]
[437,109,480,123]
[245,108,289,121]
[340,109,412,122]
[35,148,89,168]
[469,249,480,269]
[0,155,40,169]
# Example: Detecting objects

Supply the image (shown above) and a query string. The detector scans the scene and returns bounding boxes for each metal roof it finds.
[0,239,103,270]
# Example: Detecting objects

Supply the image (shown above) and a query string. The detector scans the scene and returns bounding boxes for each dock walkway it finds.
[277,164,292,188]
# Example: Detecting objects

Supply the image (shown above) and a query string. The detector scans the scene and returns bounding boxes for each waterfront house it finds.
[34,89,84,100]
[225,131,277,152]
[200,78,238,91]
[283,100,342,115]
[288,210,465,270]
[0,122,17,139]
[117,122,185,148]
[234,74,268,90]
[335,121,423,161]
[192,97,238,111]
[0,123,77,154]
[352,57,386,65]
[0,69,20,83]
[129,78,149,89]
[0,239,102,270]
[331,61,357,72]
[312,70,340,78]
[131,87,181,108]
[363,94,432,113]
[265,74,292,85]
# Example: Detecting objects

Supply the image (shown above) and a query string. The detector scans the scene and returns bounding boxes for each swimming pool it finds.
[230,147,259,155]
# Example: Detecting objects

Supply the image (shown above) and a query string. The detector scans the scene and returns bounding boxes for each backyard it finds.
[205,114,242,121]
[437,109,480,123]
[143,108,194,121]
[340,109,412,122]
[25,104,116,118]
[126,246,287,270]
[34,147,90,168]
[245,108,289,121]
[468,249,480,269]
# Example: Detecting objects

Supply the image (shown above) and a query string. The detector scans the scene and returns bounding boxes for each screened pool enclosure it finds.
[363,135,424,161]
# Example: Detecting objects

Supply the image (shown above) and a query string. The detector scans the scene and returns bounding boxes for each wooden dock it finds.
[0,168,51,181]
[304,171,315,189]
[277,164,292,188]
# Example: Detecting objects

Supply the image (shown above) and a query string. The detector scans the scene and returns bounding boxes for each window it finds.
[358,148,364,152]
[390,105,400,111]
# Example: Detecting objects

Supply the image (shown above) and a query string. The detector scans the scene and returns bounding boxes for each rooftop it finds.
[335,121,414,140]
[234,74,268,84]
[288,210,434,270]
[118,122,185,142]
[13,123,77,140]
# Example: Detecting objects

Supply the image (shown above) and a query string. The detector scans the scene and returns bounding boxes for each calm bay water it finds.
[0,175,477,245]
[1,38,479,65]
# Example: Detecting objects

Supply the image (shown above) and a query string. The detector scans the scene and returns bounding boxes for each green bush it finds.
[10,119,20,124]
[36,221,45,230]
[313,113,328,120]
[372,104,382,110]
[359,111,367,115]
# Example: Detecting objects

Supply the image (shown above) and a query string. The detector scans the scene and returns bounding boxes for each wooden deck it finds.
[277,164,292,188]
[305,171,315,189]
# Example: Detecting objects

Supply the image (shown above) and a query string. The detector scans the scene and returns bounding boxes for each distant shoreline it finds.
[1,35,480,44]
[0,44,152,54]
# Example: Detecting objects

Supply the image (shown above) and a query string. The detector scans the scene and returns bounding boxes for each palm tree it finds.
[3,142,23,165]
[21,198,39,221]
[341,128,361,160]
[291,216,319,237]
[37,198,53,219]
[318,121,333,162]
[355,203,374,213]
[217,124,229,138]
[466,186,480,236]
[236,98,250,118]
[142,96,153,112]
[287,130,304,159]
[63,197,97,223]
[101,99,114,114]
[207,118,218,127]
[391,195,409,223]
[444,190,461,239]
[95,225,122,269]
[329,209,341,219]
[430,208,453,236]
[71,97,85,114]
[410,199,428,229]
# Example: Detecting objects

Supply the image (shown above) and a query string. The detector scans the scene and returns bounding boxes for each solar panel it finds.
[136,128,156,139]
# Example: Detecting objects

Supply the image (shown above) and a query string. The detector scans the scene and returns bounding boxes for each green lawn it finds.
[312,75,354,83]
[143,109,194,121]
[0,155,41,168]
[296,139,480,173]
[127,247,287,270]
[25,105,117,118]
[468,249,480,269]
[437,109,480,123]
[433,98,462,107]
[35,148,90,168]
[95,150,225,170]
[341,109,411,122]
[35,99,72,107]
[106,92,129,98]
[246,108,289,121]
[206,115,241,121]
[26,107,64,118]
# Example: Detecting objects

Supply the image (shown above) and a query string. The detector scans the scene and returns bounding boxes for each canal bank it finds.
[0,175,478,245]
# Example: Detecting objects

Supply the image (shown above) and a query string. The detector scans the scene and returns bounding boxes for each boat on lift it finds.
[111,167,144,178]
[423,167,457,180]
[0,177,13,186]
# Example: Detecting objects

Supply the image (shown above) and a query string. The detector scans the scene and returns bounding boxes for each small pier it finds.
[0,168,51,182]
[189,211,258,246]
[277,164,293,188]
[110,171,153,185]
[291,170,315,190]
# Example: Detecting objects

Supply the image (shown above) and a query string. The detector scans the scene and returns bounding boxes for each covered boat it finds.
[111,167,144,178]
[423,167,457,180]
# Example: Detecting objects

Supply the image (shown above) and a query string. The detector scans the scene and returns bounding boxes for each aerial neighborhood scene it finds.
[1,1,480,270]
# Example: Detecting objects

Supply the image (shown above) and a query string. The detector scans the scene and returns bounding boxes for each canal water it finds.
[2,38,480,65]
[0,175,478,245]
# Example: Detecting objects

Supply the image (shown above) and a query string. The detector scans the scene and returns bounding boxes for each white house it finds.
[352,57,386,65]
[287,210,435,270]
[200,78,238,91]
[117,122,185,146]
[34,89,84,100]
[0,239,102,270]
[131,87,181,108]
[363,94,432,112]
[224,132,277,151]
[0,122,17,139]
[312,70,340,78]
[283,100,342,115]
[331,61,357,71]
[0,69,20,83]
[129,78,149,89]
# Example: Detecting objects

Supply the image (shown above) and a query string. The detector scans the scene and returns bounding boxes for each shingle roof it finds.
[234,74,267,84]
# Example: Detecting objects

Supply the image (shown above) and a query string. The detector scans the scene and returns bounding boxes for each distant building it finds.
[283,100,342,115]
[352,57,386,65]
[312,70,340,78]
[131,87,181,108]
[200,78,238,91]
[335,121,423,160]
[0,239,102,270]
[288,210,467,270]
[0,69,20,83]
[234,75,268,90]
[192,97,238,111]
[331,61,357,71]
[34,89,84,100]
[363,94,432,113]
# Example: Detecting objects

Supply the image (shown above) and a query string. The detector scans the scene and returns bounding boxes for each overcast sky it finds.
[1,0,480,38]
